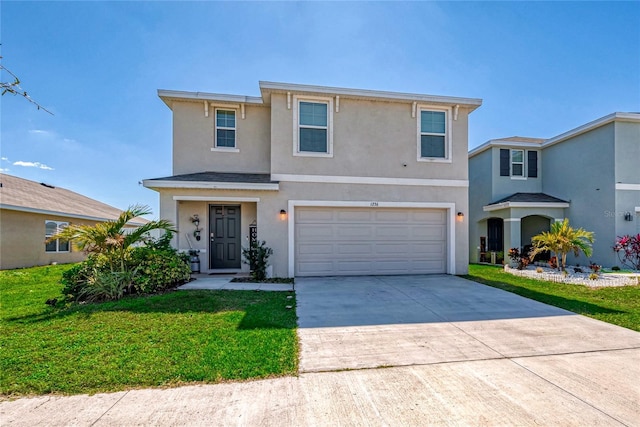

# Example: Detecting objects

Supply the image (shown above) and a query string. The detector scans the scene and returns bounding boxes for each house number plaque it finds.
[370,202,379,207]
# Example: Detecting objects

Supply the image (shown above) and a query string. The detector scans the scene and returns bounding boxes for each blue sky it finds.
[2,1,638,218]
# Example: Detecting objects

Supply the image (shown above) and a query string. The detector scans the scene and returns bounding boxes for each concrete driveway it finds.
[3,275,640,426]
[296,275,640,372]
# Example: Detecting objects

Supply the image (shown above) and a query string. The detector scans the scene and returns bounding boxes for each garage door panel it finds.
[295,207,447,276]
[337,243,374,255]
[298,225,334,239]
[336,210,373,222]
[411,210,446,222]
[297,210,335,222]
[411,225,446,239]
[298,243,334,255]
[374,226,410,239]
[374,211,410,221]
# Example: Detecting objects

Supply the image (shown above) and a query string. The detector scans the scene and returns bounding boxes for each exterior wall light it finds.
[280,209,287,221]
[624,212,633,221]
[457,212,464,222]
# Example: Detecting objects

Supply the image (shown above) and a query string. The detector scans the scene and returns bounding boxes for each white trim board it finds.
[616,183,640,191]
[143,180,279,191]
[272,174,468,188]
[286,200,457,277]
[173,196,260,202]
[483,201,570,212]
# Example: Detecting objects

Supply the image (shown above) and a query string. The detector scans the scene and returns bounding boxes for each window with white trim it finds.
[511,149,524,177]
[294,97,333,156]
[419,109,448,159]
[45,221,69,253]
[215,109,236,148]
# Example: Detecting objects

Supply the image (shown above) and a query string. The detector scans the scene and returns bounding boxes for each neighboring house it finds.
[469,112,640,268]
[0,173,148,270]
[143,81,482,277]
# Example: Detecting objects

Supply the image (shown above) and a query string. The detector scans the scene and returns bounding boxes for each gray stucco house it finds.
[144,81,482,277]
[469,112,640,268]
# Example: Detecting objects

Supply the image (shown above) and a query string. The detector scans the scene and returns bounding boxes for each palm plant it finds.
[52,204,176,272]
[530,218,594,271]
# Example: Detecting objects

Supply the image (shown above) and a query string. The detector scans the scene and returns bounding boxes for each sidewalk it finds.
[178,274,294,291]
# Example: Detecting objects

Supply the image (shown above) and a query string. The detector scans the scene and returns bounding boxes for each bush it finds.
[128,247,191,294]
[61,254,110,299]
[80,268,138,302]
[60,237,190,302]
[242,240,273,281]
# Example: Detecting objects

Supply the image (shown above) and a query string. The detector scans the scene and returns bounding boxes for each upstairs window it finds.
[500,149,538,178]
[45,221,69,253]
[215,109,236,148]
[511,149,525,177]
[299,102,328,152]
[294,96,333,157]
[419,109,449,160]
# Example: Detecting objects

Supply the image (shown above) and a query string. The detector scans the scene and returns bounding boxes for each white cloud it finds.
[12,161,54,170]
[28,129,54,136]
[1,157,9,162]
[0,168,10,172]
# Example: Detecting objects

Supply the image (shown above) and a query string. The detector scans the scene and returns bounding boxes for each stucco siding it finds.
[543,123,616,266]
[270,94,470,181]
[614,121,640,185]
[492,148,542,201]
[469,149,493,262]
[172,101,270,175]
[0,209,89,270]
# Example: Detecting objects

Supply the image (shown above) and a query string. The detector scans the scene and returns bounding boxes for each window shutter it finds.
[528,151,538,178]
[499,149,510,176]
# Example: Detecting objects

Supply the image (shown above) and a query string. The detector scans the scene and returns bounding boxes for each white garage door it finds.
[295,207,447,276]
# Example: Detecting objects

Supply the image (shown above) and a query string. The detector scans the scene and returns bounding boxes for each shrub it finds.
[242,240,273,281]
[549,256,558,269]
[536,267,544,273]
[61,254,110,300]
[79,268,138,302]
[589,273,598,281]
[128,247,191,294]
[508,248,531,270]
[611,266,621,271]
[613,234,640,271]
[61,236,190,302]
[589,262,601,273]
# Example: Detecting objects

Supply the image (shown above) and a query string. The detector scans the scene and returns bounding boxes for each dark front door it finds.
[210,205,241,269]
[487,218,504,252]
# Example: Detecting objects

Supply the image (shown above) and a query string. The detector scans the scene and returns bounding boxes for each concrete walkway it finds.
[2,275,639,426]
[177,274,294,291]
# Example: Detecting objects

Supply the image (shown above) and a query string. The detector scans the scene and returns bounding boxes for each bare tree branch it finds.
[1,59,54,115]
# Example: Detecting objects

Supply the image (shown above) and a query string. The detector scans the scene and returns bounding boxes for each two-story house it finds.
[469,112,640,268]
[143,81,482,277]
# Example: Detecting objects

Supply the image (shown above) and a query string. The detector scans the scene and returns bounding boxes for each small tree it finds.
[530,218,594,271]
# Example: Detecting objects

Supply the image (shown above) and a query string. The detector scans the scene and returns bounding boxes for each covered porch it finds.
[142,172,280,274]
[477,193,569,263]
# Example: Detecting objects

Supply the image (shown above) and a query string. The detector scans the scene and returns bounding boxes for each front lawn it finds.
[0,265,298,397]
[463,264,640,332]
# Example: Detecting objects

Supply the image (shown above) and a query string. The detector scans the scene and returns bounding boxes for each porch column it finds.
[504,218,522,252]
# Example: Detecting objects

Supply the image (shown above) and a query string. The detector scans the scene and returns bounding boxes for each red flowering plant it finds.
[613,234,640,271]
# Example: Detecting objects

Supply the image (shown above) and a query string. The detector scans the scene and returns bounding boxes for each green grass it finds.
[463,264,640,332]
[1,265,298,397]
